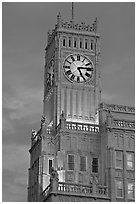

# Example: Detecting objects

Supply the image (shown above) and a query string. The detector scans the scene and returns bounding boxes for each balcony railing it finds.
[112,119,135,129]
[58,182,108,197]
[66,122,100,133]
[58,182,92,195]
[41,181,108,201]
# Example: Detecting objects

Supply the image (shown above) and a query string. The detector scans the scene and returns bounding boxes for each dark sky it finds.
[2,2,135,202]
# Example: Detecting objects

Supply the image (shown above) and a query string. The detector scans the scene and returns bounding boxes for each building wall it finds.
[99,103,135,202]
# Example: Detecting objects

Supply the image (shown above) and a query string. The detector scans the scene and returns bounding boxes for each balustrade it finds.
[58,182,92,195]
[66,122,99,133]
[112,120,135,129]
[41,181,108,201]
[58,182,108,197]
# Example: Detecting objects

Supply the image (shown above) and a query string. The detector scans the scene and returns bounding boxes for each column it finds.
[64,87,67,117]
[67,88,70,117]
[61,87,64,114]
[78,90,82,117]
[76,89,78,117]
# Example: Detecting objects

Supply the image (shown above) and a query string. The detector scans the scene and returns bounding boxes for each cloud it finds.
[2,116,15,134]
[2,144,29,202]
[3,85,43,125]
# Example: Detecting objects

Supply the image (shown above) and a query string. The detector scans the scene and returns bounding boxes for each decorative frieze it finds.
[99,103,135,114]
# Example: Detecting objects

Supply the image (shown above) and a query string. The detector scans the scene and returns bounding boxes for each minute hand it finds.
[78,67,90,69]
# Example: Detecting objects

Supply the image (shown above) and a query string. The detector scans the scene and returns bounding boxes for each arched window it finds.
[85,39,88,49]
[69,37,72,47]
[63,37,66,46]
[91,41,93,50]
[74,38,77,48]
[80,39,82,48]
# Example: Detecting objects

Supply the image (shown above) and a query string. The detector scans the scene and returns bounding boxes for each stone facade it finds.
[27,13,135,202]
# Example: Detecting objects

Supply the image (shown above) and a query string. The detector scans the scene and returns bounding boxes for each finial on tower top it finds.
[93,17,98,33]
[57,12,62,25]
[72,2,74,22]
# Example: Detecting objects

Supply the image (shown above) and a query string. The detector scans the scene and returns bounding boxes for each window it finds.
[74,38,77,48]
[63,37,66,46]
[116,180,123,198]
[49,159,52,174]
[92,158,98,173]
[80,156,86,171]
[127,152,134,170]
[127,182,134,199]
[91,41,93,50]
[85,39,88,49]
[68,37,72,47]
[115,151,123,169]
[68,155,74,170]
[80,39,82,48]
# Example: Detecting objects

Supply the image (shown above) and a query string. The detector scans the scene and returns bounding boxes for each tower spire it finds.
[72,2,74,21]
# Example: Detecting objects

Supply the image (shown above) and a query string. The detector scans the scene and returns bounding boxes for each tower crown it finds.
[46,13,99,49]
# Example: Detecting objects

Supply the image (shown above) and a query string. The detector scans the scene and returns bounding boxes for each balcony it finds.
[56,120,100,134]
[41,181,109,202]
[41,169,109,202]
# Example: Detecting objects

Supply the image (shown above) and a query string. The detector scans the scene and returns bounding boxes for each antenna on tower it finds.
[72,2,74,21]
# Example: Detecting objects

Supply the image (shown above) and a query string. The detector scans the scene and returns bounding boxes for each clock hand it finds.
[77,67,86,80]
[78,67,90,70]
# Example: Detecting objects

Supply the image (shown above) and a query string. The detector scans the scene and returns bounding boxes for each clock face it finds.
[63,53,94,83]
[47,59,55,87]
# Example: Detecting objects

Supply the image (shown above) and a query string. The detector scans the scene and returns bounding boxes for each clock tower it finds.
[43,13,101,127]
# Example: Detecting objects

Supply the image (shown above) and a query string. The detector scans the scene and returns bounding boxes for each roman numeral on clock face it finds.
[70,74,75,80]
[70,55,75,62]
[64,65,70,69]
[85,72,91,77]
[77,54,80,61]
[66,70,72,75]
[66,60,71,64]
[77,76,80,82]
[82,57,86,63]
[85,62,91,66]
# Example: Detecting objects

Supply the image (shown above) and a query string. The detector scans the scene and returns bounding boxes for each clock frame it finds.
[63,53,94,83]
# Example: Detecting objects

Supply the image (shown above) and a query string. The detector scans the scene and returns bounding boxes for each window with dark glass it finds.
[80,156,86,171]
[80,39,82,48]
[49,159,52,174]
[63,38,66,46]
[69,37,72,47]
[92,158,98,173]
[127,152,134,170]
[127,182,134,199]
[68,155,74,170]
[91,41,93,50]
[115,151,123,169]
[74,38,77,48]
[116,180,123,198]
[85,40,88,49]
